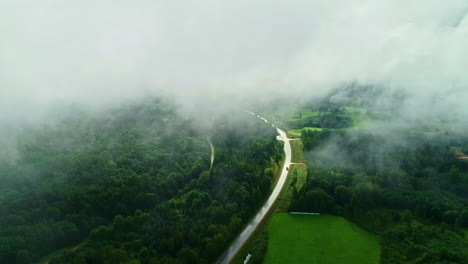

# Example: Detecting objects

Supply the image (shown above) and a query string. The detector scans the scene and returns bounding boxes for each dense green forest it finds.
[288,86,468,263]
[0,99,282,264]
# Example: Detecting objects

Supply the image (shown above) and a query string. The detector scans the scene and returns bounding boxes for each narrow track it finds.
[207,137,215,169]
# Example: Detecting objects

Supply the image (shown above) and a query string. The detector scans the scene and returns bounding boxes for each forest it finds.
[289,87,468,263]
[0,99,282,264]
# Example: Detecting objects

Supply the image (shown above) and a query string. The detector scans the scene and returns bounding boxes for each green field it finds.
[285,109,321,121]
[341,107,370,130]
[264,214,380,264]
[274,164,307,212]
[290,140,304,163]
[343,107,367,115]
[348,116,370,130]
[288,127,322,138]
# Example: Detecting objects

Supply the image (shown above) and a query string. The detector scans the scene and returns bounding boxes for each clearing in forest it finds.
[264,213,380,264]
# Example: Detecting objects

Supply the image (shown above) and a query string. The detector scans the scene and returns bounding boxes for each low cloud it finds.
[1,0,468,123]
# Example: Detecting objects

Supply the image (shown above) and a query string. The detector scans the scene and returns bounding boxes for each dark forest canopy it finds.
[0,99,282,264]
[293,123,468,263]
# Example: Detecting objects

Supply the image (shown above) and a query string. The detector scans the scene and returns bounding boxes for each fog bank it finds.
[1,0,468,123]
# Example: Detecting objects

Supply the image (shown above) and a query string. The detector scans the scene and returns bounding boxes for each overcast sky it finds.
[1,0,468,122]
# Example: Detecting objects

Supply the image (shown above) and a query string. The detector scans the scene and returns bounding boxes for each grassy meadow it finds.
[264,214,380,264]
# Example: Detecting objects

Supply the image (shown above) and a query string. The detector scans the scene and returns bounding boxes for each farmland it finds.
[264,213,380,264]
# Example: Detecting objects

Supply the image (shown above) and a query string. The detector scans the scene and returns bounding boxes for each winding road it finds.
[207,137,215,169]
[215,112,292,264]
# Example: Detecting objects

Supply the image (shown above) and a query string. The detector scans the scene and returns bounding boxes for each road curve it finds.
[207,137,215,170]
[215,113,292,264]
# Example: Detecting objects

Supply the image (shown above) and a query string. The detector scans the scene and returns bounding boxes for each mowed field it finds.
[264,214,380,264]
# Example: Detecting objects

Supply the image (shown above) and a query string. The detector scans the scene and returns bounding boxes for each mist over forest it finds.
[1,1,468,264]
[2,0,468,125]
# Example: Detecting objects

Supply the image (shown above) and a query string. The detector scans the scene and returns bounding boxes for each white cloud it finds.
[1,0,468,121]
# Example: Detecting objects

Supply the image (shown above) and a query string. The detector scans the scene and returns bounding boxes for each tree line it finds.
[0,100,282,264]
[292,128,468,263]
